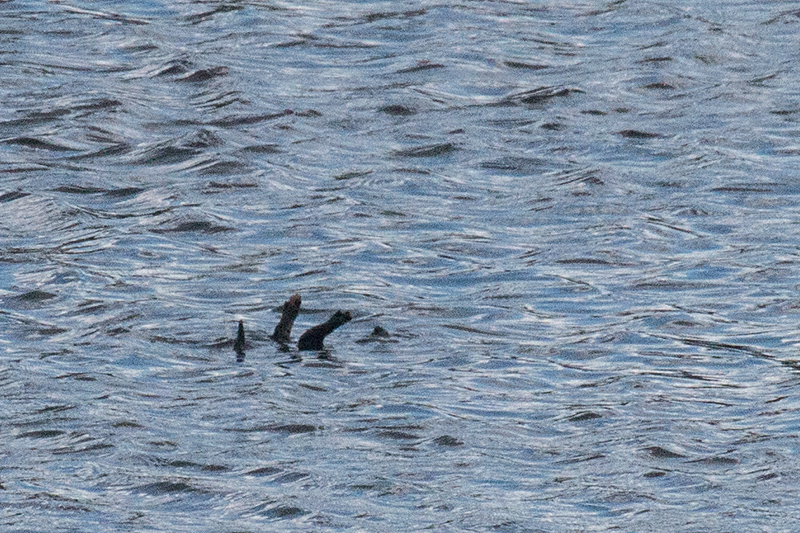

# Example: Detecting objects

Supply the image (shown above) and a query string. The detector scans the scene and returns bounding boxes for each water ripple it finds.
[3,0,800,531]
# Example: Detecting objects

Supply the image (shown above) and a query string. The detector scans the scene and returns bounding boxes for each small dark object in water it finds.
[271,293,301,343]
[370,326,390,338]
[356,325,395,344]
[234,320,246,355]
[297,310,352,351]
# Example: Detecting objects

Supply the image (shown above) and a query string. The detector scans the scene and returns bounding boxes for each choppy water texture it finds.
[3,0,800,531]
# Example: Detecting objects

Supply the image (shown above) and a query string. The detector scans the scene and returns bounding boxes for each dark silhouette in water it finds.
[234,320,246,361]
[298,310,352,351]
[368,325,389,338]
[271,293,301,343]
[356,325,395,344]
[233,294,352,357]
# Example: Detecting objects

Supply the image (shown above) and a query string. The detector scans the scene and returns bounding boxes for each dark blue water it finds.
[3,1,800,531]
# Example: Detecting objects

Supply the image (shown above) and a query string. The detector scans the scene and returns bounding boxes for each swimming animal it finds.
[232,294,352,354]
[297,310,352,351]
[271,293,301,343]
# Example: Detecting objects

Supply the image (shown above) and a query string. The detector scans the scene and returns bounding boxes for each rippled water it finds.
[3,0,800,531]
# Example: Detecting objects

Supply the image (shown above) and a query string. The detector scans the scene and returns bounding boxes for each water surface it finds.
[3,1,800,531]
